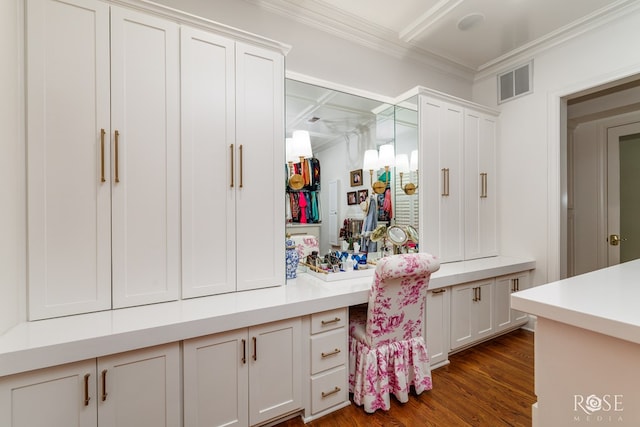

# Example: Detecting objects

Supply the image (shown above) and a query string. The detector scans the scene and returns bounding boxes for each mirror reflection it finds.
[285,79,419,260]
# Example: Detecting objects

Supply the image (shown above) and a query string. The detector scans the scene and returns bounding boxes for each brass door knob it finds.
[609,234,620,246]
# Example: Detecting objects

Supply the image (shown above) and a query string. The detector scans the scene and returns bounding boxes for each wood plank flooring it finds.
[278,328,535,427]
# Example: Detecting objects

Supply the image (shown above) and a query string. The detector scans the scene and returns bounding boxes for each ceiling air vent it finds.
[498,61,533,104]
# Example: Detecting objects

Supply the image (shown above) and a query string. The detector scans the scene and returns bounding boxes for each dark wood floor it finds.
[278,328,535,427]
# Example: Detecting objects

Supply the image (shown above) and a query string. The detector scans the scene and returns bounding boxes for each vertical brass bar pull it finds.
[239,144,244,188]
[100,129,106,183]
[84,373,91,406]
[480,173,488,198]
[515,278,520,291]
[241,338,246,364]
[478,286,482,301]
[252,336,257,361]
[114,130,120,183]
[230,144,234,188]
[441,168,450,196]
[101,369,108,401]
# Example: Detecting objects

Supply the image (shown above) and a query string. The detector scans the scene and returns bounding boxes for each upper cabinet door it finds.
[464,110,498,260]
[110,7,180,308]
[27,0,111,320]
[235,43,285,291]
[420,96,465,263]
[180,27,237,298]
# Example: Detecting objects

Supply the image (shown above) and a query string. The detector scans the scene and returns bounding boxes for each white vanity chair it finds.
[348,252,440,413]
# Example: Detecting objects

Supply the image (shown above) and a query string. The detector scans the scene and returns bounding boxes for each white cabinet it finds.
[184,318,302,427]
[450,279,495,350]
[0,344,180,427]
[464,110,498,260]
[419,91,498,263]
[495,271,531,333]
[425,288,450,367]
[421,96,465,263]
[304,308,349,420]
[27,0,180,319]
[180,26,285,298]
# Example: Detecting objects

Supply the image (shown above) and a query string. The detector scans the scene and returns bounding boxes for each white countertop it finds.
[512,259,640,345]
[0,256,534,377]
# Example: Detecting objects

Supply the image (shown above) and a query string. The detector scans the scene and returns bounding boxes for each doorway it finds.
[607,123,640,265]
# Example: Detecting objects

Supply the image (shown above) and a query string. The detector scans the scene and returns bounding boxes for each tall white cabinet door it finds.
[0,359,97,427]
[97,343,180,427]
[110,7,180,308]
[181,27,237,298]
[464,110,498,260]
[420,97,464,262]
[27,0,111,320]
[249,318,302,426]
[235,43,285,291]
[183,330,249,427]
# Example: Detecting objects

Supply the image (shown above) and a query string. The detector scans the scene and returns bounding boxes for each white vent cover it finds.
[498,61,533,103]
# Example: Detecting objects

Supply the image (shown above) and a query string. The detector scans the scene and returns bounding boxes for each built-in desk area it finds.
[0,255,534,425]
[512,260,640,426]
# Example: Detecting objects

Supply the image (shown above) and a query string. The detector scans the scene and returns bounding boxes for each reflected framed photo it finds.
[358,189,368,203]
[347,191,357,205]
[350,169,363,187]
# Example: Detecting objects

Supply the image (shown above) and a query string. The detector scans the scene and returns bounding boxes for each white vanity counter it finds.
[0,255,534,377]
[511,259,640,344]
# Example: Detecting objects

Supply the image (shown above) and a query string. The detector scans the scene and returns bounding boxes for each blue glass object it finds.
[285,238,300,279]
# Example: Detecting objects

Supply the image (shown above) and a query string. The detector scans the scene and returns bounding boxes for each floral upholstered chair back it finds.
[364,253,440,347]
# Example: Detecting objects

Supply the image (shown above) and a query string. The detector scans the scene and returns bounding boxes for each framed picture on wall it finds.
[350,169,363,187]
[358,189,368,203]
[347,191,357,205]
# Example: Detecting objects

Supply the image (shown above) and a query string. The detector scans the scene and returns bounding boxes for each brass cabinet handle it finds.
[432,289,446,294]
[252,336,257,361]
[230,144,234,188]
[241,338,246,364]
[480,173,488,198]
[321,317,341,325]
[114,130,120,183]
[101,369,108,401]
[84,373,91,406]
[321,348,341,358]
[239,144,244,188]
[478,286,482,301]
[321,386,341,398]
[515,278,520,292]
[473,287,481,302]
[100,129,106,183]
[441,168,450,196]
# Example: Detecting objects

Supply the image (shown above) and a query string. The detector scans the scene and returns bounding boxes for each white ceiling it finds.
[253,0,632,72]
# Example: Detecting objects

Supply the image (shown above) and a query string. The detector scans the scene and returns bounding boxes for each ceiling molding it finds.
[473,0,640,81]
[399,0,464,42]
[248,0,475,82]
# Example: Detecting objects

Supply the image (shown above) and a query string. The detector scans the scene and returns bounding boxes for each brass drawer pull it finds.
[230,144,234,188]
[100,129,106,183]
[101,369,108,401]
[432,289,446,294]
[441,168,450,196]
[114,130,120,183]
[252,336,257,361]
[321,348,341,358]
[84,373,91,406]
[241,338,246,364]
[239,144,243,188]
[321,317,341,326]
[321,386,341,398]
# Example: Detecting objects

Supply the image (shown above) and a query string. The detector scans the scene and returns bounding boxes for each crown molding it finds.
[247,0,475,83]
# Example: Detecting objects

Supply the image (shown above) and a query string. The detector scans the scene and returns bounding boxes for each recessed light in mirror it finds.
[457,13,485,31]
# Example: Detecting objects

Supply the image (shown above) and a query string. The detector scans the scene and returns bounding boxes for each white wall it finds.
[472,5,640,286]
[152,0,472,99]
[0,0,24,333]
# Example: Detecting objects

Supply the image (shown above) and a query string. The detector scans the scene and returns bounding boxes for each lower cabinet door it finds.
[0,359,97,427]
[183,329,249,427]
[426,288,450,366]
[249,318,302,426]
[97,343,181,427]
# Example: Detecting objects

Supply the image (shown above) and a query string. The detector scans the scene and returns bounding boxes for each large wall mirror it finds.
[285,78,418,255]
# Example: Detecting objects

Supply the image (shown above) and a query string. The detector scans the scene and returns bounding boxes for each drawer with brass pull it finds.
[310,328,346,374]
[310,366,347,414]
[311,308,347,334]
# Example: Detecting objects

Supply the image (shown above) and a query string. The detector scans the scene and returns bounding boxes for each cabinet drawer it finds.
[311,366,347,415]
[311,308,347,334]
[310,328,347,374]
